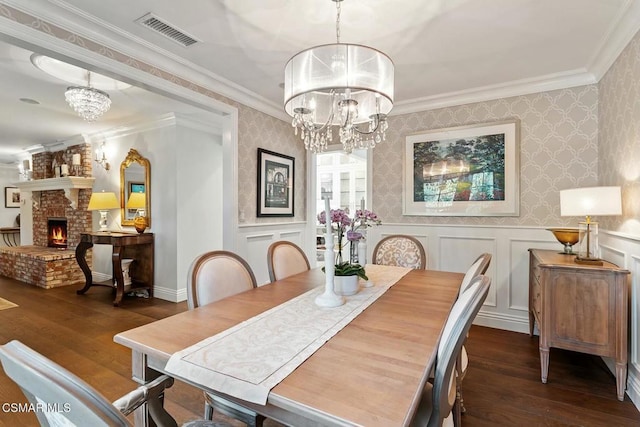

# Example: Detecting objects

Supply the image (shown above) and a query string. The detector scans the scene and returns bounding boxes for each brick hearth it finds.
[0,246,89,289]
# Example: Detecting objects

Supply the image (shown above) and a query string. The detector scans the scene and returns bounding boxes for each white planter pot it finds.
[334,275,359,296]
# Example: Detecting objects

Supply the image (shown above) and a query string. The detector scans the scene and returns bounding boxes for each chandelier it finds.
[65,71,112,122]
[283,0,394,154]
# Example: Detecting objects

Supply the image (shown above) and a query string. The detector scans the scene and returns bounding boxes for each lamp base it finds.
[575,256,603,266]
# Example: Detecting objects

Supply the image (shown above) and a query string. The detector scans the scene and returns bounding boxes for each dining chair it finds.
[186,250,266,427]
[372,234,427,269]
[411,275,491,427]
[0,339,232,427]
[455,253,491,424]
[267,240,311,282]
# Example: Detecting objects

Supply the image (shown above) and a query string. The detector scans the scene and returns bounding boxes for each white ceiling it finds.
[0,0,639,164]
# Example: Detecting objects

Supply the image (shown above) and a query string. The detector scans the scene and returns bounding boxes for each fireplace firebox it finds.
[47,218,68,248]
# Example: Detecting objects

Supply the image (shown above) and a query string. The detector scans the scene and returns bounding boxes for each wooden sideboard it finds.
[528,249,630,401]
[76,232,154,306]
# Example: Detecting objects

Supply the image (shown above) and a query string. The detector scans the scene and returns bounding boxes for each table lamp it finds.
[126,191,147,233]
[560,186,622,265]
[88,191,119,232]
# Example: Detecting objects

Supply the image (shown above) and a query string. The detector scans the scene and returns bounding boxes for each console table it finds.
[528,249,630,401]
[76,232,154,306]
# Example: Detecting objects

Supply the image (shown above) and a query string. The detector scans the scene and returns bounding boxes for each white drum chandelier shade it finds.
[284,44,394,119]
[283,0,394,153]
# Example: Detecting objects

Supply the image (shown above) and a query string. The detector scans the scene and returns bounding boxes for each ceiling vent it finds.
[136,13,199,47]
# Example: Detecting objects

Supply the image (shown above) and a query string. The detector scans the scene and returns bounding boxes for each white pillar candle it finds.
[72,153,81,166]
[22,159,30,171]
[325,196,331,234]
[60,164,69,176]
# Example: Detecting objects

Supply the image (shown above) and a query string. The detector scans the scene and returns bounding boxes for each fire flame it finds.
[50,226,66,244]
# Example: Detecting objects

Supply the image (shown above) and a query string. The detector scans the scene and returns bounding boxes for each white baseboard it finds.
[474,311,530,334]
[153,285,187,303]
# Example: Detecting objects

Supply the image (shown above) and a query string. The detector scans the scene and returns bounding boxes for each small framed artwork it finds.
[257,148,294,217]
[129,182,145,194]
[403,119,520,216]
[4,187,20,208]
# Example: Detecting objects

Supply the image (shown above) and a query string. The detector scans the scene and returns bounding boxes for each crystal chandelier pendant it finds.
[64,71,111,122]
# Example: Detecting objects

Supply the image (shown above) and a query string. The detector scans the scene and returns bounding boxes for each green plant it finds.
[323,262,368,280]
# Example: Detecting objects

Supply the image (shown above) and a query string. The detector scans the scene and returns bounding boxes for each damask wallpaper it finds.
[236,106,306,224]
[598,28,640,234]
[372,86,599,226]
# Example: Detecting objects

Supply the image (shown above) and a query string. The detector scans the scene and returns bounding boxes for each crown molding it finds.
[391,69,597,115]
[2,0,638,120]
[586,0,640,81]
[0,0,287,121]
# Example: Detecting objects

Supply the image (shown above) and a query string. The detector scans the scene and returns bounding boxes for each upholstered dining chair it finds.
[372,234,427,269]
[267,240,311,282]
[454,253,491,425]
[410,275,491,427]
[186,250,266,427]
[0,339,231,427]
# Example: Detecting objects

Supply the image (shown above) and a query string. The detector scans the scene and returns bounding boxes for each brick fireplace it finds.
[0,143,95,289]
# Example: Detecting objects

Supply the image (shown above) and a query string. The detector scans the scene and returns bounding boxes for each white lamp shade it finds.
[284,43,394,124]
[87,191,119,211]
[560,186,622,217]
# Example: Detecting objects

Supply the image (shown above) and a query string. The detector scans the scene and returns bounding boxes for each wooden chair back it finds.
[372,234,427,269]
[187,250,257,310]
[411,275,490,426]
[267,241,311,282]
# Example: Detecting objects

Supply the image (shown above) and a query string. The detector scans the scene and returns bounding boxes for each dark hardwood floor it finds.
[0,275,638,426]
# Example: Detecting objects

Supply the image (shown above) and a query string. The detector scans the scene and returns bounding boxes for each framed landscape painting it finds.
[257,148,294,217]
[403,119,520,216]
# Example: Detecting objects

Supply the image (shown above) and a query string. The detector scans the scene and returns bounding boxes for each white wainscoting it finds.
[599,230,640,409]
[237,222,309,285]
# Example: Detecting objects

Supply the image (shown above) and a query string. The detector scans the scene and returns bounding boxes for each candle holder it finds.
[315,197,344,308]
[315,229,345,308]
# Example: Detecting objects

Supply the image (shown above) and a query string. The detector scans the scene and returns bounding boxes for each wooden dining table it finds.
[114,266,463,427]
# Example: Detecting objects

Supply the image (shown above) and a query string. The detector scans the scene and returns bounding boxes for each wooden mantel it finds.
[15,177,95,209]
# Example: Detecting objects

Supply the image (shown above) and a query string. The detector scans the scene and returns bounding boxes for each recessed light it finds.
[30,54,132,90]
[19,98,39,105]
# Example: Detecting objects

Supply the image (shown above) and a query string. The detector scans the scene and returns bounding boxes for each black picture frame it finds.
[4,187,20,208]
[257,148,294,217]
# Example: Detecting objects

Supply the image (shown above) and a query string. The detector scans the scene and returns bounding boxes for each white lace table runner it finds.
[165,264,411,405]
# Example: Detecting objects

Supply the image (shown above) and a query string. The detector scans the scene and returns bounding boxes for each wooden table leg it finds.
[112,246,125,307]
[75,241,94,295]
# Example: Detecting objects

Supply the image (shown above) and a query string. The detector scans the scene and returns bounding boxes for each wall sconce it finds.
[560,186,622,265]
[94,141,110,171]
[19,158,32,181]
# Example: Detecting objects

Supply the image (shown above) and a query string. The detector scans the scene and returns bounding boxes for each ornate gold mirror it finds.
[120,149,151,230]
